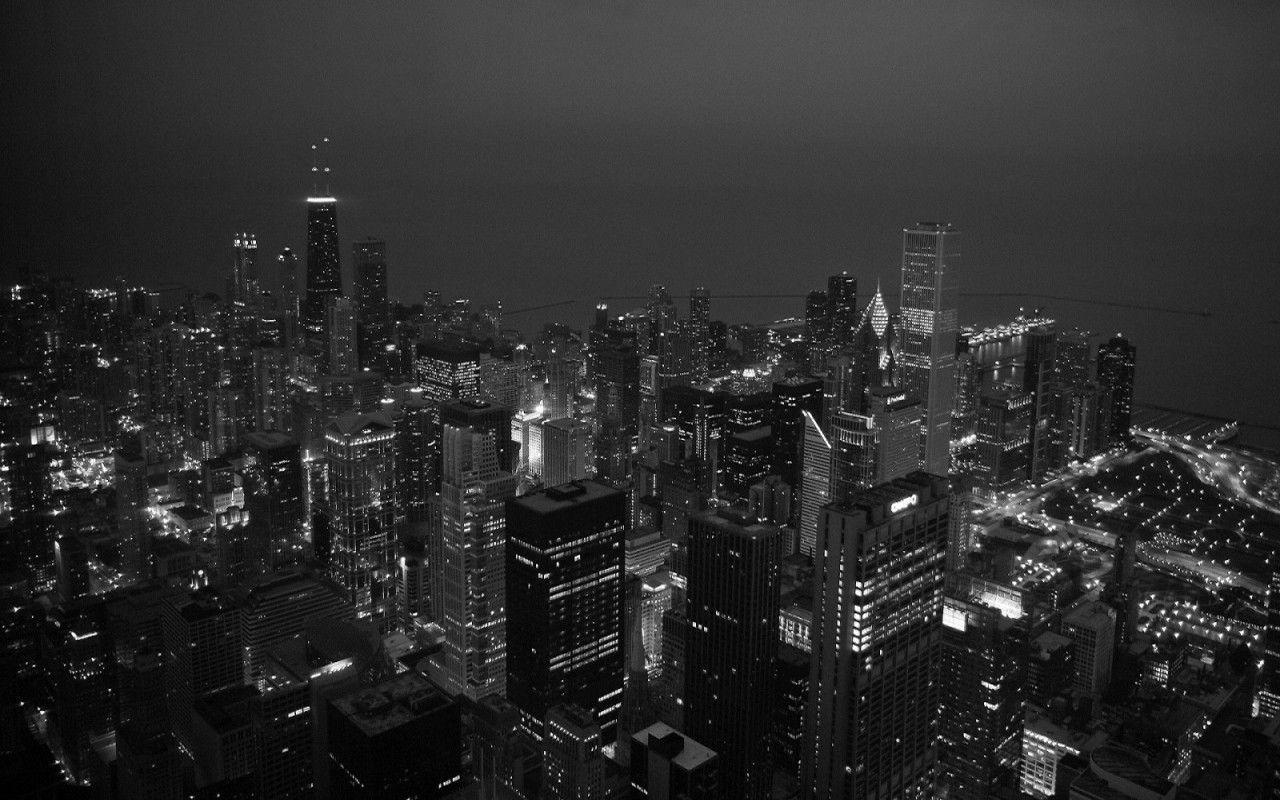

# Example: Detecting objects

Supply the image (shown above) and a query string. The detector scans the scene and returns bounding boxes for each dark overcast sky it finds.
[5,1,1280,423]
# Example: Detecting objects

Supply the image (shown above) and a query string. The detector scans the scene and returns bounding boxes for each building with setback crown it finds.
[506,480,626,744]
[432,423,517,701]
[320,412,397,626]
[897,223,959,475]
[804,472,949,800]
[684,507,782,800]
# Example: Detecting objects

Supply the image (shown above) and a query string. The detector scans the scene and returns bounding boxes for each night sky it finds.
[6,1,1279,424]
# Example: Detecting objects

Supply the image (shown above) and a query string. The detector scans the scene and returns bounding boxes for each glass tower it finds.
[898,223,960,475]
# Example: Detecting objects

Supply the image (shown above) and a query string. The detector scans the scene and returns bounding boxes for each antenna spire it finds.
[310,137,332,195]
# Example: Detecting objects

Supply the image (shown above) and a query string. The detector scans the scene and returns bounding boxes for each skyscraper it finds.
[898,223,959,475]
[320,412,397,625]
[1095,333,1135,445]
[326,295,357,376]
[684,508,782,800]
[542,417,592,486]
[938,593,1028,800]
[230,233,258,306]
[275,247,301,317]
[434,424,517,701]
[804,473,949,800]
[827,272,858,347]
[797,410,832,557]
[506,481,626,744]
[771,375,824,519]
[302,195,341,336]
[689,287,710,383]
[352,238,389,371]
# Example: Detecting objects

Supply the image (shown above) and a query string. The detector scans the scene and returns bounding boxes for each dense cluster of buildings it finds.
[1,187,1277,800]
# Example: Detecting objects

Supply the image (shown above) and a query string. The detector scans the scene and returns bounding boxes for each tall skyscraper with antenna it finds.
[303,138,341,336]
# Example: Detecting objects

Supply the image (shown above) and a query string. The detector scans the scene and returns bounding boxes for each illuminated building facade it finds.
[689,287,710,383]
[506,481,626,743]
[770,376,824,515]
[320,412,397,625]
[230,233,258,306]
[1096,333,1136,445]
[326,295,357,376]
[684,508,781,800]
[973,386,1034,494]
[937,594,1028,799]
[302,195,341,336]
[434,424,517,701]
[898,223,959,475]
[415,340,481,409]
[797,410,831,557]
[827,272,858,347]
[804,473,948,800]
[542,703,607,800]
[542,416,592,486]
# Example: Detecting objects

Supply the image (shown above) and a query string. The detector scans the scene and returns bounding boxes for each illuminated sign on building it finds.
[890,494,919,515]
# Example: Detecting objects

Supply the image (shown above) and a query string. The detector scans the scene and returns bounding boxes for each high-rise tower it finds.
[302,139,341,335]
[230,233,258,306]
[804,473,949,800]
[506,481,626,744]
[1095,333,1136,446]
[353,238,389,372]
[434,424,517,701]
[684,508,782,800]
[898,223,959,475]
[689,287,710,383]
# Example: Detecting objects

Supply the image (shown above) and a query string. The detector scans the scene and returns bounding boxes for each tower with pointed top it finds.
[302,138,341,336]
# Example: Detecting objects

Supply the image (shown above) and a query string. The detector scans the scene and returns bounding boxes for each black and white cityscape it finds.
[4,4,1280,800]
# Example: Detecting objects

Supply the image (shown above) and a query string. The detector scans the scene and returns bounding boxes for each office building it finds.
[797,410,832,557]
[684,508,782,800]
[973,386,1034,494]
[868,385,922,483]
[543,417,592,486]
[237,571,349,688]
[434,424,517,701]
[326,295,357,375]
[938,594,1028,800]
[771,376,824,517]
[326,672,462,799]
[804,473,949,800]
[230,233,258,306]
[543,703,608,800]
[506,481,626,743]
[1062,601,1116,701]
[161,588,243,758]
[302,194,341,335]
[416,340,481,407]
[352,237,389,371]
[320,412,398,625]
[688,287,711,383]
[1096,333,1136,445]
[898,223,959,475]
[827,272,858,347]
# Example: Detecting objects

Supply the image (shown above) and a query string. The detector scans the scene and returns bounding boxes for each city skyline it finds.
[5,3,1280,799]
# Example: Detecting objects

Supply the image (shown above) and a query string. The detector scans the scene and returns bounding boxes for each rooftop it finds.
[634,721,716,770]
[331,671,452,738]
